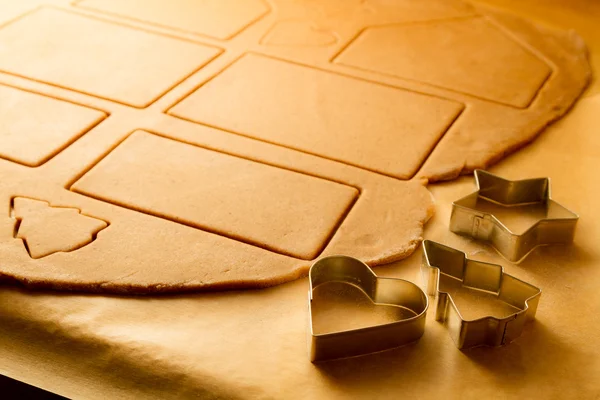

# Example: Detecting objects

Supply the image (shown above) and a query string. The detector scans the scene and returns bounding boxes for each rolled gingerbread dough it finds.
[0,0,590,293]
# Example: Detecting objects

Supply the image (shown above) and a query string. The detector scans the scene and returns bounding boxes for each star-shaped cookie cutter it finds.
[450,169,579,262]
[308,255,428,362]
[421,240,541,349]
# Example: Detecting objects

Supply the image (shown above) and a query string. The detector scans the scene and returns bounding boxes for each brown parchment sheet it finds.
[2,92,600,399]
[0,0,599,398]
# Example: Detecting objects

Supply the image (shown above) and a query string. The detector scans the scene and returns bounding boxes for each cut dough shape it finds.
[74,0,270,40]
[71,131,359,260]
[334,16,552,108]
[169,54,464,180]
[12,197,107,259]
[0,0,590,293]
[0,85,106,166]
[0,7,221,107]
[276,0,474,22]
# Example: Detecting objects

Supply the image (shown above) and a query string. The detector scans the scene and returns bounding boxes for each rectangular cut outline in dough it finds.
[0,6,224,108]
[166,52,466,181]
[330,15,554,109]
[0,82,108,167]
[71,0,272,41]
[67,130,361,260]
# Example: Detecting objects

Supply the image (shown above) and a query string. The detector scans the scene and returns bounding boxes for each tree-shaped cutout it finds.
[11,197,108,259]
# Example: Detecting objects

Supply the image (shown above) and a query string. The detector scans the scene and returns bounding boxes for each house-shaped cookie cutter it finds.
[450,169,579,262]
[421,240,541,349]
[308,255,428,362]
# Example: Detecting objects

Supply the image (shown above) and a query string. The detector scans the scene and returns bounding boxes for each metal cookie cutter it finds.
[421,240,541,349]
[450,169,579,262]
[308,255,428,362]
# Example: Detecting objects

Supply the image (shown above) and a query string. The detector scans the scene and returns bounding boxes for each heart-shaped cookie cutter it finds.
[308,255,428,362]
[421,240,541,349]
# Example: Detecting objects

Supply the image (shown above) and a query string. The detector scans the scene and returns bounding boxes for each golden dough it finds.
[0,0,590,293]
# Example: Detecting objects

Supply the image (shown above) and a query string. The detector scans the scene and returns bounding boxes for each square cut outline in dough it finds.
[330,15,554,110]
[67,129,361,260]
[166,52,466,181]
[0,83,108,167]
[0,6,224,108]
[72,0,272,41]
